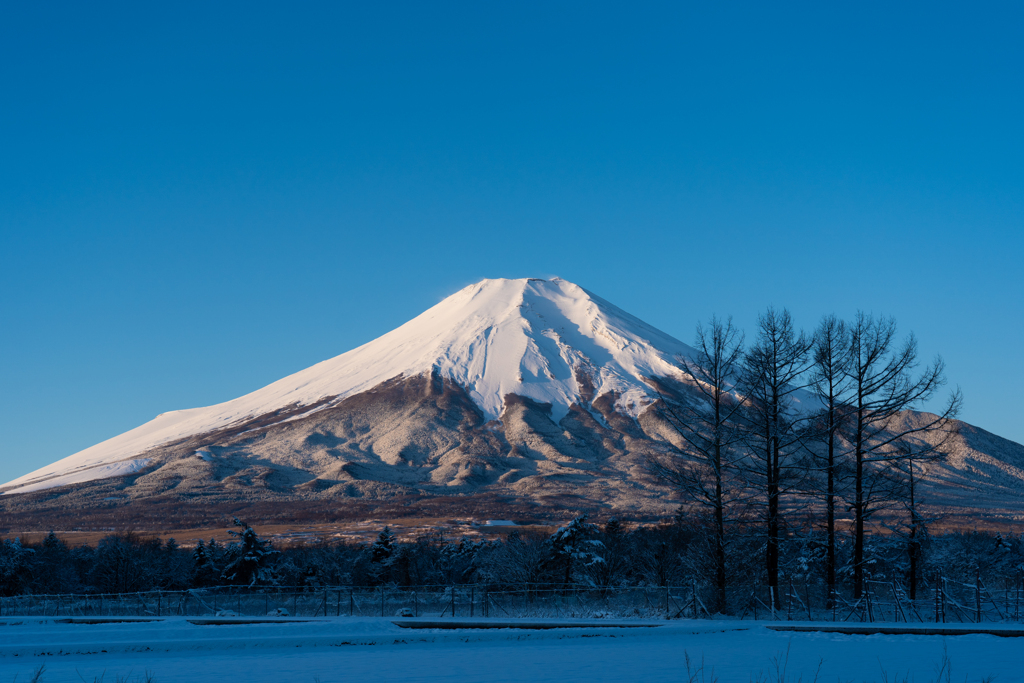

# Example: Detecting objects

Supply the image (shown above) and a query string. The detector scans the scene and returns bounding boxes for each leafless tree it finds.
[842,312,962,598]
[740,307,812,609]
[887,433,957,600]
[648,316,746,611]
[806,315,852,605]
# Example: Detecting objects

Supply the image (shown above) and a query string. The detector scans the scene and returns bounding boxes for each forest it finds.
[1,516,1021,612]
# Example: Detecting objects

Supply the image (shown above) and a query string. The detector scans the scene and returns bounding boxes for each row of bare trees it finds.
[651,310,962,611]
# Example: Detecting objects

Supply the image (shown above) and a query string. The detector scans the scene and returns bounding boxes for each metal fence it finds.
[2,578,1021,622]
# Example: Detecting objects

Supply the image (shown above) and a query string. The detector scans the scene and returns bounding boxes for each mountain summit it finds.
[3,278,692,496]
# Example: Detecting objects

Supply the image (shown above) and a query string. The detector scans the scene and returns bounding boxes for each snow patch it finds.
[2,458,153,495]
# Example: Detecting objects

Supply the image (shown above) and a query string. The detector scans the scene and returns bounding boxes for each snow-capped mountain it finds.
[3,277,1024,527]
[2,278,693,497]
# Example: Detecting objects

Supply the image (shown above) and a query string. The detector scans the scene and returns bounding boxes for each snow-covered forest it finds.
[2,516,1021,613]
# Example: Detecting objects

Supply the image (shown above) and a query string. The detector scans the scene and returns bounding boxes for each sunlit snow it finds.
[2,458,152,495]
[1,278,694,493]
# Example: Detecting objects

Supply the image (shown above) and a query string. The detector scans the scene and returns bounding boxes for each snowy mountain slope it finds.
[5,276,1024,527]
[1,278,695,495]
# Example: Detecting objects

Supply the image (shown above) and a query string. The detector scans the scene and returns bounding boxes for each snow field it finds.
[0,617,1019,683]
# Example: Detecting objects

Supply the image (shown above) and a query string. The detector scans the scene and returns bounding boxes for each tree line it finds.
[1,516,1020,608]
[649,309,963,611]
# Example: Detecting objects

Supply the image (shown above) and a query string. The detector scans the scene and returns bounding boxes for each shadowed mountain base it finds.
[3,374,1024,534]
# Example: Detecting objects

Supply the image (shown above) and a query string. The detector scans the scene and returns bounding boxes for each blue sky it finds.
[1,2,1021,484]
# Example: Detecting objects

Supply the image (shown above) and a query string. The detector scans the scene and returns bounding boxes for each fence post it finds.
[934,574,940,623]
[414,589,418,618]
[891,582,903,623]
[471,586,475,618]
[350,588,354,617]
[336,590,341,618]
[976,567,982,623]
[1011,573,1019,622]
[940,575,946,623]
[484,588,488,618]
[157,593,161,617]
[381,586,385,617]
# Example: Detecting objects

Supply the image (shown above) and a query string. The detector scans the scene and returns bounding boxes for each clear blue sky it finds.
[1,2,1021,485]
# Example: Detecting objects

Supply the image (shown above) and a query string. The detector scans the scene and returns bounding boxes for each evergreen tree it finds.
[368,526,396,584]
[0,538,33,597]
[222,519,280,587]
[548,516,604,587]
[594,518,630,587]
[371,526,395,564]
[604,518,623,537]
[190,540,219,587]
[207,538,224,566]
[33,531,78,593]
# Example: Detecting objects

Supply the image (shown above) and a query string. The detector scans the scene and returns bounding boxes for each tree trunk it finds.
[767,391,781,610]
[908,460,919,601]
[854,407,865,600]
[714,437,726,612]
[826,409,837,606]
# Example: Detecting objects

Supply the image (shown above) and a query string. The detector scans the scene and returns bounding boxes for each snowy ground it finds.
[0,617,1019,682]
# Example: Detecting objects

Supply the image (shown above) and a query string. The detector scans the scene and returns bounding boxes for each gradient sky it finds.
[1,2,1022,485]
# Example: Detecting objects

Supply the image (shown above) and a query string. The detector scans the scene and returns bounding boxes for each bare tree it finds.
[842,313,962,598]
[806,315,852,605]
[901,448,926,601]
[888,432,958,600]
[740,307,812,609]
[648,316,746,611]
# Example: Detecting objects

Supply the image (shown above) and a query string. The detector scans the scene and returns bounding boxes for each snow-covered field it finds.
[0,617,1018,683]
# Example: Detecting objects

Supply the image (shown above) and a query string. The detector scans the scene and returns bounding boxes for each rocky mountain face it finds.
[3,372,679,519]
[2,277,1023,528]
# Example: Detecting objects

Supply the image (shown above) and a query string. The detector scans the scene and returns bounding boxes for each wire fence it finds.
[2,577,1022,622]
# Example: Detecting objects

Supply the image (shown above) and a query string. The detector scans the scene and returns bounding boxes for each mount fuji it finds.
[3,277,1024,526]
